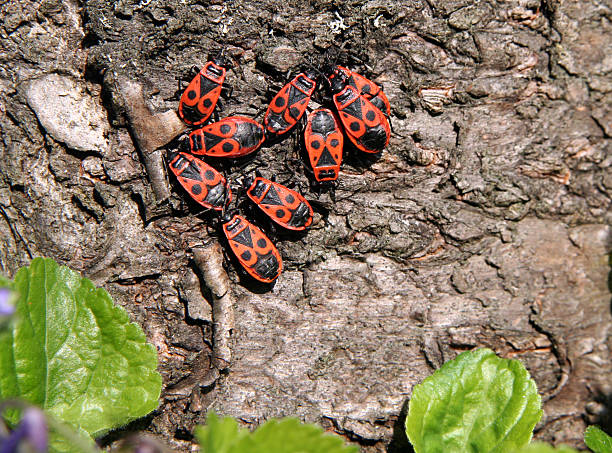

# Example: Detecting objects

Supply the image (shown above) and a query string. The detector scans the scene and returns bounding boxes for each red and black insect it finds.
[245,175,313,231]
[331,82,390,154]
[167,151,231,210]
[264,71,317,137]
[189,116,265,158]
[304,108,343,182]
[222,214,283,283]
[328,66,391,116]
[178,59,228,126]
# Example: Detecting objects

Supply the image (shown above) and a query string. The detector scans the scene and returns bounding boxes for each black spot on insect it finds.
[220,124,231,134]
[362,85,371,94]
[350,122,360,131]
[187,90,197,100]
[285,194,295,204]
[275,96,286,107]
[204,170,215,180]
[316,148,336,166]
[203,98,213,108]
[311,140,321,149]
[276,209,285,218]
[191,184,202,195]
[232,226,253,248]
[289,107,300,119]
[222,142,234,153]
[261,185,283,206]
[257,238,267,248]
[366,110,376,121]
[191,133,203,151]
[331,139,339,147]
[241,250,252,260]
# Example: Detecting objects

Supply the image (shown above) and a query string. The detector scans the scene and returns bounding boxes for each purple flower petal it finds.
[0,408,47,453]
[0,289,14,317]
[0,423,25,453]
[22,408,48,452]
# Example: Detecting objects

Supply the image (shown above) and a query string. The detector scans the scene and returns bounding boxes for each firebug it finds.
[304,108,343,181]
[331,82,390,153]
[328,65,391,116]
[189,116,265,158]
[245,175,313,230]
[178,59,228,126]
[264,71,317,137]
[167,151,231,210]
[222,213,283,283]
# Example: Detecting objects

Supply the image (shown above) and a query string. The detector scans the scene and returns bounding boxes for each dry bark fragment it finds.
[193,241,234,373]
[103,73,187,203]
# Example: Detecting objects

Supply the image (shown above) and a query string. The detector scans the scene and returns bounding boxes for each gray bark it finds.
[0,0,610,451]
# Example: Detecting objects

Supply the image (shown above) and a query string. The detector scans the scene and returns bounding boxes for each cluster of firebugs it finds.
[168,55,391,284]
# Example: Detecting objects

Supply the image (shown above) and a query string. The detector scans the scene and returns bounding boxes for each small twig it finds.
[104,72,187,203]
[193,241,234,373]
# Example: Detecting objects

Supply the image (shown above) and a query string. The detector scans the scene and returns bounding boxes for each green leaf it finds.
[195,411,249,453]
[196,412,359,453]
[242,418,359,453]
[406,348,542,453]
[511,442,579,453]
[0,275,12,288]
[585,426,612,453]
[48,418,99,453]
[0,257,162,438]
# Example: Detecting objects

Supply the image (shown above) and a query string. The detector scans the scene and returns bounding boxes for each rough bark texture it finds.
[0,0,611,451]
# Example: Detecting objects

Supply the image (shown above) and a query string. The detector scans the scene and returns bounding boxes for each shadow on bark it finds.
[387,399,414,453]
[591,389,612,438]
[609,253,612,316]
[598,254,612,435]
[96,413,157,448]
[589,254,612,437]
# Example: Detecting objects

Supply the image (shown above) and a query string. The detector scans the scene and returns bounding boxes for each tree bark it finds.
[0,0,610,451]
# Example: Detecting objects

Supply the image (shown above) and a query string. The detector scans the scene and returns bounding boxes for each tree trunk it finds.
[0,0,610,451]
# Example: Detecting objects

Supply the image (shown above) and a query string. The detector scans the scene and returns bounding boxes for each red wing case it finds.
[167,152,231,210]
[329,66,390,116]
[333,85,390,153]
[304,108,343,182]
[178,61,226,126]
[264,73,317,136]
[223,214,282,283]
[189,116,265,157]
[246,177,313,230]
